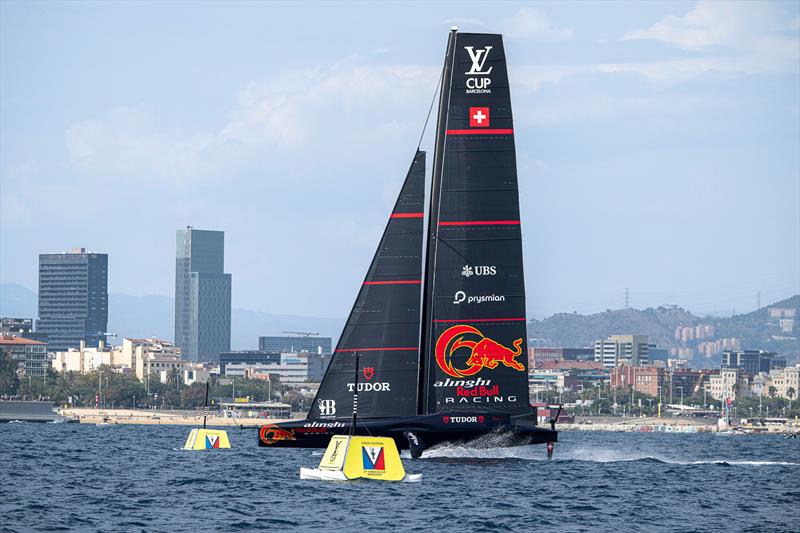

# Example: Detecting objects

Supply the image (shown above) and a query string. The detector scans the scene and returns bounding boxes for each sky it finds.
[1,0,798,320]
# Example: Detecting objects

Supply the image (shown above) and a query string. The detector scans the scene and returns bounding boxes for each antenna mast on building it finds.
[282,331,319,337]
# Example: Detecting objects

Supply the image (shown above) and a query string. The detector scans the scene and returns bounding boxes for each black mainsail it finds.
[308,151,426,420]
[259,30,556,453]
[421,32,530,415]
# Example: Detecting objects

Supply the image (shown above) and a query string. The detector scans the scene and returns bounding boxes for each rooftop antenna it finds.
[282,331,319,337]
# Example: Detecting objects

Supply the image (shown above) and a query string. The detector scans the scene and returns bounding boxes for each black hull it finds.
[258,411,557,450]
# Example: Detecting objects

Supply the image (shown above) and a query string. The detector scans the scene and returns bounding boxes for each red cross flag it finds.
[469,107,490,128]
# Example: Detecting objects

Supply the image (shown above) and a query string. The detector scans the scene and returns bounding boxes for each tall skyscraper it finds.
[37,248,108,351]
[174,227,231,362]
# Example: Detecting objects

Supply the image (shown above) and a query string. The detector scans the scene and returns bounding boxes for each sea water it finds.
[1,423,797,531]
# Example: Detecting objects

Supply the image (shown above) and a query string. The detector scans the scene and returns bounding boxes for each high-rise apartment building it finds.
[37,248,108,351]
[174,227,231,362]
[594,334,649,368]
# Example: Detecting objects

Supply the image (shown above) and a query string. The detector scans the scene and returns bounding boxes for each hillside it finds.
[527,306,697,349]
[528,295,800,363]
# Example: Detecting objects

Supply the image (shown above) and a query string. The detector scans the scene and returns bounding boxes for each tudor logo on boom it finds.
[465,46,493,94]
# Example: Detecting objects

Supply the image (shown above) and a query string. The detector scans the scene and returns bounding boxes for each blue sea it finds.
[1,423,798,532]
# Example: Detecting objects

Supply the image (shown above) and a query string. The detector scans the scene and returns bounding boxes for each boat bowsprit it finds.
[260,28,558,458]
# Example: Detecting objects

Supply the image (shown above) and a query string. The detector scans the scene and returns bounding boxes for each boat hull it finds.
[258,412,557,450]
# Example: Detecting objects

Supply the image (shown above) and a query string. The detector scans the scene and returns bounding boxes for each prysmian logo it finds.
[465,46,493,75]
[453,291,506,305]
[318,399,336,416]
[461,265,496,277]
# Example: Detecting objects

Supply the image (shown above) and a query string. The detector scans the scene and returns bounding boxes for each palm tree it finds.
[787,387,796,409]
[768,386,777,399]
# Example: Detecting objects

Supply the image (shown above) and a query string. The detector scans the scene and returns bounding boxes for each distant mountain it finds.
[528,295,800,364]
[713,295,799,356]
[0,283,37,318]
[527,306,697,349]
[0,283,343,349]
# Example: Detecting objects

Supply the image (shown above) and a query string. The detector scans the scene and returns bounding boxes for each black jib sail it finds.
[420,32,530,415]
[308,151,426,420]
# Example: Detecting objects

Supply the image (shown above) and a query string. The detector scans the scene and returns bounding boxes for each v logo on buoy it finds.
[362,446,385,470]
[182,381,231,451]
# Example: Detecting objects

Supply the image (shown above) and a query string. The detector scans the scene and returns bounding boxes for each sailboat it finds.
[259,29,558,456]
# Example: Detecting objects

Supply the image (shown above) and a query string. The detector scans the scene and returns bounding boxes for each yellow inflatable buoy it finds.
[301,435,420,482]
[183,428,231,450]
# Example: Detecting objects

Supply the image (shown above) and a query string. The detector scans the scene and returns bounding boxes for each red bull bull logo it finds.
[435,325,525,378]
[259,424,296,445]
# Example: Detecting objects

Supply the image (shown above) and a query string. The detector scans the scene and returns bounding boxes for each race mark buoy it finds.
[183,428,231,450]
[183,381,231,450]
[300,435,420,482]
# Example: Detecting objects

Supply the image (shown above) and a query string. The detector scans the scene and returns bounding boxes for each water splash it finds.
[422,442,800,466]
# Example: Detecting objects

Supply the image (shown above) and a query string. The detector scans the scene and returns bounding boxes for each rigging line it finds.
[417,61,445,151]
[435,233,473,266]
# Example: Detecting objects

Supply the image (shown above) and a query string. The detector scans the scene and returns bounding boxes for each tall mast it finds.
[418,27,458,414]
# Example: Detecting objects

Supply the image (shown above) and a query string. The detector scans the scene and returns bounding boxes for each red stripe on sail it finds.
[439,220,520,226]
[363,280,421,285]
[335,347,418,353]
[433,318,526,323]
[390,212,424,219]
[446,129,514,135]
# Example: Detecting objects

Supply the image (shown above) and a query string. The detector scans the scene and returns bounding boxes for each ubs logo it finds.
[318,399,336,416]
[462,265,496,277]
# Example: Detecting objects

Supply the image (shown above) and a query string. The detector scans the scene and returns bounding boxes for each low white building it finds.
[51,340,130,374]
[224,352,323,384]
[759,365,800,399]
[705,368,749,402]
[594,335,649,368]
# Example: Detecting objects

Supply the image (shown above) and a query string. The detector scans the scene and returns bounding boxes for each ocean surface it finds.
[2,423,798,532]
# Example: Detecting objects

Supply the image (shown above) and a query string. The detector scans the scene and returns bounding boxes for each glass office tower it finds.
[174,227,231,362]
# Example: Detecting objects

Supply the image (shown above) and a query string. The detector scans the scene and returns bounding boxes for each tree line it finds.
[0,352,285,410]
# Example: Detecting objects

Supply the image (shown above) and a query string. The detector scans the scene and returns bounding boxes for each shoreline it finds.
[49,408,800,434]
[57,407,293,427]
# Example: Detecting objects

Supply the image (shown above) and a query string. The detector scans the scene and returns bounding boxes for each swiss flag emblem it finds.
[469,107,490,127]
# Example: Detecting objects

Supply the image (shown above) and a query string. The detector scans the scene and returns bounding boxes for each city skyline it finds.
[1,1,798,320]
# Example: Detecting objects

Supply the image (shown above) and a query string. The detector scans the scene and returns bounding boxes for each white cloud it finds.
[60,62,438,187]
[499,7,574,41]
[619,2,799,83]
[622,1,791,51]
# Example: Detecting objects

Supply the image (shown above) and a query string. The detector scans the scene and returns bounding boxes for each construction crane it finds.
[282,331,319,337]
